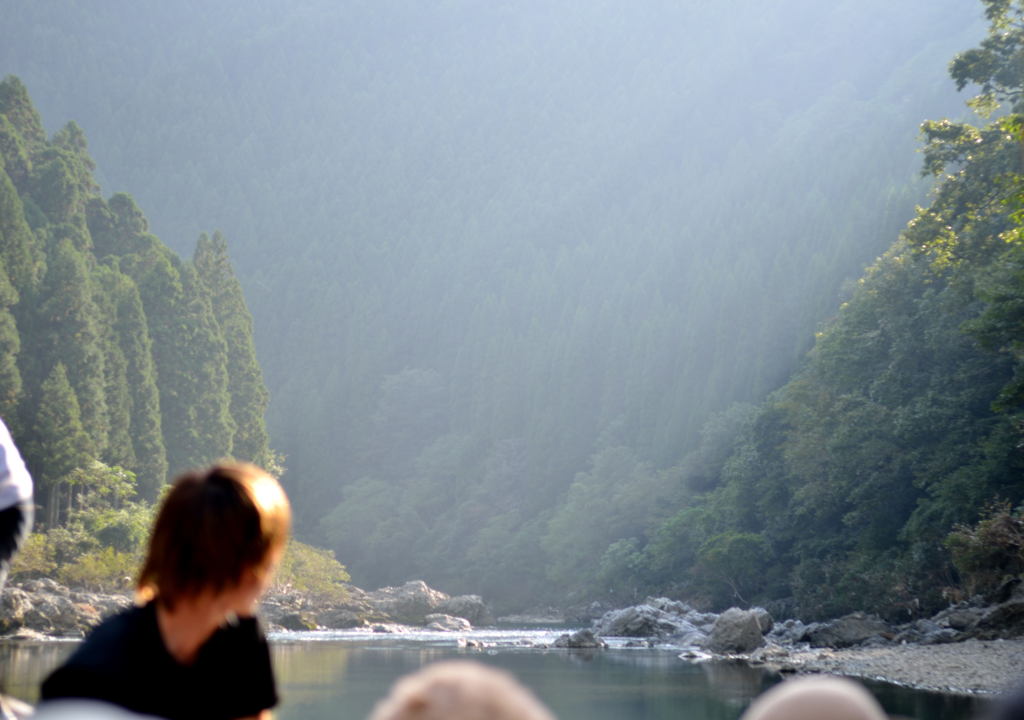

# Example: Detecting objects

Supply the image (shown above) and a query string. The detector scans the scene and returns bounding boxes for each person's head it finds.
[136,462,291,611]
[368,660,556,720]
[739,676,887,720]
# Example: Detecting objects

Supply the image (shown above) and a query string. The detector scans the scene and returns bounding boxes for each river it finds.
[0,629,986,719]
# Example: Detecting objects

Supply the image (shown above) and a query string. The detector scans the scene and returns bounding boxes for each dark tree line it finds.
[0,76,273,529]
[590,0,1024,619]
[3,0,1019,618]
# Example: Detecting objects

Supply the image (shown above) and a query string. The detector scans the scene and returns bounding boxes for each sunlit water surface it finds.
[0,628,986,719]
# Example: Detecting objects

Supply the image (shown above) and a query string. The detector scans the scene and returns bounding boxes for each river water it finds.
[0,629,986,719]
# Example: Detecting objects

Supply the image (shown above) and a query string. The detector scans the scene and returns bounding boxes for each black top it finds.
[40,602,278,720]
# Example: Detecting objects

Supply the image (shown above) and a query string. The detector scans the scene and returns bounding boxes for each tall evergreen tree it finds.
[121,245,233,473]
[28,236,108,456]
[0,153,44,297]
[0,76,45,149]
[91,263,136,472]
[103,262,167,498]
[87,192,158,260]
[192,231,271,465]
[0,257,21,423]
[27,363,92,527]
[0,115,32,191]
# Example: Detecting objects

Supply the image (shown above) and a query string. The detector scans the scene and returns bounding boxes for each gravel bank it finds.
[765,638,1024,696]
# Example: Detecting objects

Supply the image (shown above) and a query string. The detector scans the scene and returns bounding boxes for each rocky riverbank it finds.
[0,578,492,638]
[4,577,1024,697]
[756,637,1024,696]
[575,588,1024,696]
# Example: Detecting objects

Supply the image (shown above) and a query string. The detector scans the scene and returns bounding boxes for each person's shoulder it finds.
[94,603,152,634]
[40,606,165,706]
[80,604,154,652]
[42,604,154,693]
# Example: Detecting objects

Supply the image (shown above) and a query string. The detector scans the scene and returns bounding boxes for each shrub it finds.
[57,546,138,593]
[946,500,1024,598]
[9,531,56,580]
[275,539,351,602]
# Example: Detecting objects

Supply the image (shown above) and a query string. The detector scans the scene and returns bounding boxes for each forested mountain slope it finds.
[0,1,998,610]
[0,76,271,525]
[621,0,1024,619]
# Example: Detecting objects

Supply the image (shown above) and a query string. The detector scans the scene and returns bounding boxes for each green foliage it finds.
[0,77,44,147]
[0,4,1008,614]
[949,0,1024,115]
[0,80,277,577]
[193,232,271,466]
[0,115,32,189]
[693,532,770,608]
[57,546,138,593]
[543,446,668,595]
[16,462,153,585]
[9,532,56,580]
[596,538,645,597]
[612,1,1024,619]
[275,539,351,602]
[29,363,93,526]
[122,246,235,474]
[946,501,1024,596]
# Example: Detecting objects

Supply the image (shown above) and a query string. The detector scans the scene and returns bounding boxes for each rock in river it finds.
[707,607,766,654]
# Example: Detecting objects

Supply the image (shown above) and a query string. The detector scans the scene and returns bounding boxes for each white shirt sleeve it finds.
[0,417,32,511]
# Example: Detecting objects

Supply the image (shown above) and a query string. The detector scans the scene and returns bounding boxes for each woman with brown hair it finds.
[40,462,291,720]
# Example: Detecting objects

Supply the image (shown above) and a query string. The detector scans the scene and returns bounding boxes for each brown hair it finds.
[136,462,291,609]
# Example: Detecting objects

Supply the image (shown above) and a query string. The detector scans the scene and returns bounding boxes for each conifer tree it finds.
[104,263,167,498]
[91,264,136,472]
[193,232,271,465]
[87,193,155,259]
[121,246,233,474]
[0,258,21,423]
[0,76,45,149]
[0,154,44,296]
[28,363,92,527]
[31,149,88,226]
[0,115,32,191]
[30,236,108,457]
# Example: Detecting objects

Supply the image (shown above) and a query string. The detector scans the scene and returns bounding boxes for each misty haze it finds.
[0,0,1022,718]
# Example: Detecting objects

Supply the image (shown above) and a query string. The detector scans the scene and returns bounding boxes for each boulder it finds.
[554,629,607,649]
[594,604,686,638]
[437,594,493,626]
[920,628,959,645]
[278,612,318,631]
[19,578,67,595]
[934,605,984,632]
[368,580,449,625]
[645,597,695,616]
[315,608,369,629]
[802,612,890,648]
[593,598,713,646]
[707,607,765,654]
[2,582,130,637]
[0,588,32,634]
[370,623,409,633]
[975,599,1024,639]
[750,606,774,634]
[766,618,809,646]
[425,613,472,632]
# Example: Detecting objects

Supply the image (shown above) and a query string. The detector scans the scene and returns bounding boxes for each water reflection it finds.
[271,640,775,720]
[0,641,75,703]
[0,634,987,720]
[701,661,773,708]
